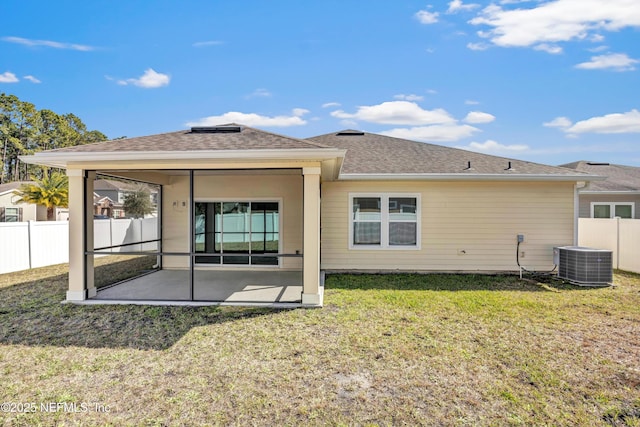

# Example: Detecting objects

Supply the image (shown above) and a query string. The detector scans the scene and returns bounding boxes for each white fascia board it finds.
[19,148,347,169]
[338,173,605,182]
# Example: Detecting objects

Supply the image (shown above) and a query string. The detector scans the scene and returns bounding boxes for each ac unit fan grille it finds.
[556,246,612,285]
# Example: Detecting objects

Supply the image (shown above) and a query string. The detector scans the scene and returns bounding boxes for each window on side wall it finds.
[350,194,420,249]
[0,207,22,222]
[591,202,634,219]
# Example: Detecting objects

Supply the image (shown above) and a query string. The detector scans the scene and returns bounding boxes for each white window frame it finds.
[194,198,283,267]
[4,207,20,222]
[590,202,635,219]
[349,193,421,250]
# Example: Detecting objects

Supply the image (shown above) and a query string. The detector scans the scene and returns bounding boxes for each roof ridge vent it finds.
[191,125,242,134]
[336,130,365,136]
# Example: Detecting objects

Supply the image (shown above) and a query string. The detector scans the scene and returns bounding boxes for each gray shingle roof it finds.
[0,181,35,195]
[48,124,330,153]
[308,131,588,176]
[560,161,640,191]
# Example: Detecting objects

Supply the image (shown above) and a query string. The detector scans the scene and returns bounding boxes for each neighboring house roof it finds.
[560,161,640,193]
[0,181,35,196]
[309,130,595,180]
[94,179,150,192]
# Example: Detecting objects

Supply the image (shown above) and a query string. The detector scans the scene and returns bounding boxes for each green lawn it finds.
[0,261,639,426]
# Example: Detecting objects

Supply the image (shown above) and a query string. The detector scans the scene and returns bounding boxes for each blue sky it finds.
[1,0,639,166]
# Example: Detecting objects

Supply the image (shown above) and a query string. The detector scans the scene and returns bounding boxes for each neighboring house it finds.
[93,179,158,218]
[93,192,121,218]
[0,181,49,222]
[22,125,600,306]
[560,161,640,219]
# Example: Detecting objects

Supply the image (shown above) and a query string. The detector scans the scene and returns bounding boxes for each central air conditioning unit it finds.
[553,246,613,286]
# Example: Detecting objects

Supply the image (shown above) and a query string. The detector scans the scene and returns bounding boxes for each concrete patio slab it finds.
[94,270,303,303]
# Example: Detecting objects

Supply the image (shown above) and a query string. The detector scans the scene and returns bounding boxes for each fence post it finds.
[616,217,620,270]
[109,218,114,253]
[27,220,34,269]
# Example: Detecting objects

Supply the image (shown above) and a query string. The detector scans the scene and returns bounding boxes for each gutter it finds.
[337,173,606,182]
[579,190,640,195]
[19,148,348,169]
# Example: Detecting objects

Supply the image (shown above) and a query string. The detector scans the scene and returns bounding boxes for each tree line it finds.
[0,93,108,184]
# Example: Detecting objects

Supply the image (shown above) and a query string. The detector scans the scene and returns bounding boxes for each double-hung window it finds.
[591,202,634,219]
[350,194,420,249]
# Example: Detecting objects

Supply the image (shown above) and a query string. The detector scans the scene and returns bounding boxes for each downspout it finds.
[574,181,590,245]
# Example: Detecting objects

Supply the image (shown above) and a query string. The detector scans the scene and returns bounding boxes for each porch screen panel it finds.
[222,202,250,265]
[195,202,221,264]
[250,202,279,265]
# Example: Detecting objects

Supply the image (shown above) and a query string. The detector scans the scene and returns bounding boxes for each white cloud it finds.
[186,108,309,128]
[447,0,480,13]
[543,116,572,128]
[575,53,639,71]
[394,94,424,101]
[340,119,359,128]
[463,111,495,124]
[587,45,609,53]
[415,9,439,24]
[322,102,341,108]
[465,99,480,105]
[116,68,170,88]
[426,89,438,95]
[246,88,272,98]
[470,0,640,50]
[590,34,605,42]
[564,110,640,134]
[467,42,489,51]
[381,124,480,142]
[192,40,224,47]
[23,75,41,84]
[331,101,455,125]
[0,72,19,83]
[2,36,94,51]
[533,43,563,54]
[461,140,529,153]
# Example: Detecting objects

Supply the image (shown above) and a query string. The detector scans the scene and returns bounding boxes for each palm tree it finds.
[14,172,69,220]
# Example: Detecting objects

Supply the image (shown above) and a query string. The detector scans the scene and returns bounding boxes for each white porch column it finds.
[302,167,322,306]
[67,169,95,301]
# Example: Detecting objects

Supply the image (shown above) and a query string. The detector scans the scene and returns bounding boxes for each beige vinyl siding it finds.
[321,180,575,272]
[162,172,303,270]
[578,194,640,219]
[0,193,38,221]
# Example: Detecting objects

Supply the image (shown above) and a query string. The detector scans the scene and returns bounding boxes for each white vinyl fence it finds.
[0,218,158,275]
[579,218,640,274]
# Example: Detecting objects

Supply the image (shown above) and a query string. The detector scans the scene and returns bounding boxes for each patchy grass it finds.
[0,264,639,426]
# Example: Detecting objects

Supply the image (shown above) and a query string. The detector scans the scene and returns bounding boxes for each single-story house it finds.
[21,125,600,306]
[0,181,68,222]
[560,161,640,219]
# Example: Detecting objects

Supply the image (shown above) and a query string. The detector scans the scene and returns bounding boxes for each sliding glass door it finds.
[195,201,279,266]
